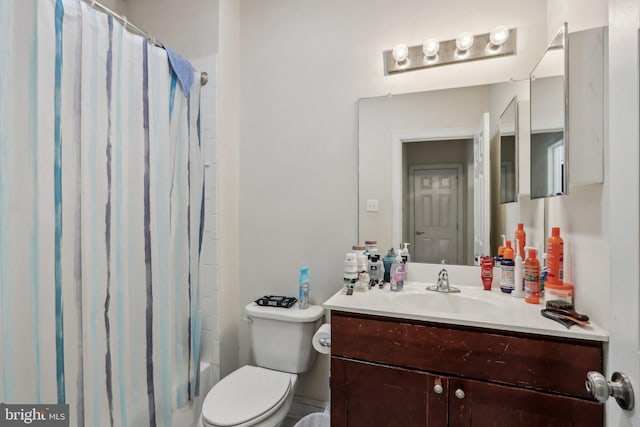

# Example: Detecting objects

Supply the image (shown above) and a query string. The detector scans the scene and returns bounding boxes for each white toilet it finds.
[199,302,325,427]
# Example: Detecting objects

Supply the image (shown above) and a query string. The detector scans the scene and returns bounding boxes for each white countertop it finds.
[323,281,608,342]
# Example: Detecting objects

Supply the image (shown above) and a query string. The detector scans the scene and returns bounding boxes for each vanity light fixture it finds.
[455,32,474,53]
[489,26,510,47]
[392,44,410,65]
[383,27,517,75]
[422,38,440,59]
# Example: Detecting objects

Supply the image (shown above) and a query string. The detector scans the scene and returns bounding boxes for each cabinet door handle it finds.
[433,378,444,394]
[455,388,465,399]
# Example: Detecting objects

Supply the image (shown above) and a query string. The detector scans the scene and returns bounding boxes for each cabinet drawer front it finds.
[331,311,602,399]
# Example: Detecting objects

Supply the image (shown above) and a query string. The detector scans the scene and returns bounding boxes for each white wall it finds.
[216,0,241,380]
[99,0,126,15]
[125,0,218,59]
[238,0,548,402]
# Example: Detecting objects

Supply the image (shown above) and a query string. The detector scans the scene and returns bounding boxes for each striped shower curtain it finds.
[0,1,204,426]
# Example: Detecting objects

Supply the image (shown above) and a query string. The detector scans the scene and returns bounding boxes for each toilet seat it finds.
[201,366,294,427]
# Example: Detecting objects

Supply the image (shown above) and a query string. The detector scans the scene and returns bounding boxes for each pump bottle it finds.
[390,252,406,292]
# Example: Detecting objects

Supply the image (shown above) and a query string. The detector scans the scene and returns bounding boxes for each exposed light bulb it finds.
[456,32,474,52]
[422,38,440,58]
[392,44,409,64]
[490,26,510,47]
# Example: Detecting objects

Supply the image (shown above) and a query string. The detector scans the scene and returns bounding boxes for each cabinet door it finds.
[331,357,448,427]
[448,378,603,427]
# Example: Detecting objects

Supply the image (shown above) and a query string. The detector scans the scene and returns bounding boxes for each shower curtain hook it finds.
[122,16,128,29]
[91,0,96,7]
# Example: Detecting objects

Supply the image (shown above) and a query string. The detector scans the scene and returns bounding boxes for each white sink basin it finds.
[391,291,500,314]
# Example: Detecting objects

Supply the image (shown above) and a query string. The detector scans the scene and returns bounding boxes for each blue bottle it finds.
[383,248,396,283]
[298,266,310,309]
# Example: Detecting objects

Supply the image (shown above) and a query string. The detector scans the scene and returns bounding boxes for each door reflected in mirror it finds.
[406,146,470,264]
[530,23,567,199]
[499,97,518,203]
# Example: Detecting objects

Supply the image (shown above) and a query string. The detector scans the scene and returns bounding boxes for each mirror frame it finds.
[499,96,518,204]
[529,22,569,199]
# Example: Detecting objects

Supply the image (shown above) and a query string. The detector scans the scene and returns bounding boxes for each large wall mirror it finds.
[499,97,518,203]
[530,23,567,199]
[359,84,521,266]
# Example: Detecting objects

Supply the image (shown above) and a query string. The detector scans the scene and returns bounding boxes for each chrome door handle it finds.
[586,371,634,410]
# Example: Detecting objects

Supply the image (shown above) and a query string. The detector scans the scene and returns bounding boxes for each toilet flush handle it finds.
[243,316,254,324]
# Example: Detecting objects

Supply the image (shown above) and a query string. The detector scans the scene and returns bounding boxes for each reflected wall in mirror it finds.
[499,97,518,203]
[530,23,567,199]
[359,85,494,266]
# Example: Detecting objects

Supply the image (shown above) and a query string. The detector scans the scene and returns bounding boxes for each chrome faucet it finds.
[426,261,461,293]
[437,267,450,292]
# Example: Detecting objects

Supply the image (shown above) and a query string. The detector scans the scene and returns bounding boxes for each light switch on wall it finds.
[366,199,379,212]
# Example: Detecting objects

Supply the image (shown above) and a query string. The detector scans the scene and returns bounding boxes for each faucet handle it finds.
[441,259,448,265]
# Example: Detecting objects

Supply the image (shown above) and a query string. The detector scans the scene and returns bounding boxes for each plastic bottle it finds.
[390,253,406,292]
[515,223,526,259]
[400,243,411,263]
[480,256,494,290]
[524,248,541,304]
[298,266,310,309]
[376,255,386,288]
[547,227,564,285]
[364,240,378,257]
[540,253,548,297]
[352,245,366,258]
[511,239,524,298]
[368,254,382,287]
[383,248,396,283]
[500,240,515,293]
[343,252,358,289]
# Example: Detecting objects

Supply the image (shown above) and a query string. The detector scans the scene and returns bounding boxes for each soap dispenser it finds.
[400,243,411,263]
[390,252,406,292]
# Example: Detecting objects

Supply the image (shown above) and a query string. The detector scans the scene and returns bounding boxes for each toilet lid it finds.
[202,366,292,427]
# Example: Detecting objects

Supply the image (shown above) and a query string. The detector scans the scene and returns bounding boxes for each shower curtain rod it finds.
[81,0,209,86]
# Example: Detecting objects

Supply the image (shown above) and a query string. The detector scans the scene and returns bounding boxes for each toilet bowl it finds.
[199,302,324,427]
[199,366,298,427]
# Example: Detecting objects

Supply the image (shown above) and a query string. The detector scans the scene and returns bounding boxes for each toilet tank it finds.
[245,302,325,373]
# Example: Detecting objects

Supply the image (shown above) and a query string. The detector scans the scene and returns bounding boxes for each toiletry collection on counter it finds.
[342,241,410,295]
[343,224,590,329]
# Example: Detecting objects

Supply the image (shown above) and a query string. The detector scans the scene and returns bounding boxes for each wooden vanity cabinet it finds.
[330,311,604,427]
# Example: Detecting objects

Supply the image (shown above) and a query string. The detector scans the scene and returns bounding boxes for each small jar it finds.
[545,282,574,309]
[364,240,378,257]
